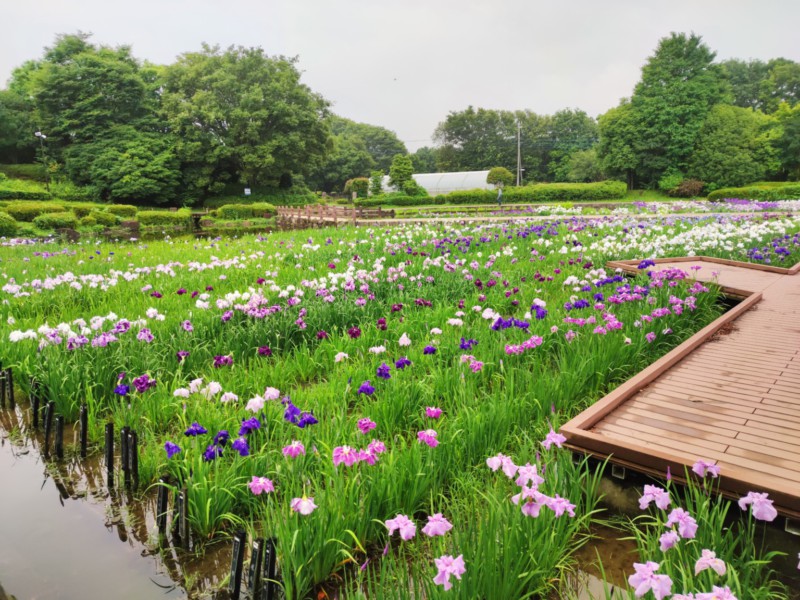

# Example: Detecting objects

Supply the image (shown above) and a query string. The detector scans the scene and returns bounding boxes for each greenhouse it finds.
[381,170,491,195]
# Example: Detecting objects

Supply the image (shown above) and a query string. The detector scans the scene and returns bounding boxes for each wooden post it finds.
[105,422,114,488]
[55,415,64,459]
[79,404,88,458]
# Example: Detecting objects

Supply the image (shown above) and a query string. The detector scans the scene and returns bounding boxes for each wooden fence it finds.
[275,205,395,227]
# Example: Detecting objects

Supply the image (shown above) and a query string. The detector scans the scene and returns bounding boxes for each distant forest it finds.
[0,32,798,204]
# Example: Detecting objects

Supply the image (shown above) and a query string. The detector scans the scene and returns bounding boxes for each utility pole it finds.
[516,120,522,187]
[35,131,50,192]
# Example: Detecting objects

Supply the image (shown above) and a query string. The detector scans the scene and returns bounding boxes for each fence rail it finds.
[275,204,394,227]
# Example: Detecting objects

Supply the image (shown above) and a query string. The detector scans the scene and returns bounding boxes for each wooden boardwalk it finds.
[561,256,800,517]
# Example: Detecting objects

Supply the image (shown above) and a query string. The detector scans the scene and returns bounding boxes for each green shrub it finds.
[88,210,119,226]
[0,211,19,236]
[50,181,91,201]
[65,203,94,218]
[707,184,800,202]
[0,164,47,181]
[215,203,276,220]
[658,171,684,194]
[33,211,79,230]
[80,216,97,227]
[4,201,67,221]
[106,204,138,218]
[137,209,192,228]
[355,194,437,207]
[487,166,515,187]
[671,179,705,198]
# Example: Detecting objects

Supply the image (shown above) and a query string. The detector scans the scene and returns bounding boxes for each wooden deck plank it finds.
[562,256,800,516]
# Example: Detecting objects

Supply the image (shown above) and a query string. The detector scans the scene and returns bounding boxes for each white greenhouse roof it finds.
[380,170,491,195]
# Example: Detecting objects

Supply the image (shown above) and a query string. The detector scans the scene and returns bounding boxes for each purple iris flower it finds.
[164,441,181,458]
[358,380,376,395]
[423,345,437,355]
[232,437,250,457]
[238,417,261,436]
[203,443,223,462]
[376,362,391,380]
[184,422,208,437]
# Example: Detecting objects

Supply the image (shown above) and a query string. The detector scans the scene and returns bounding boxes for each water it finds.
[0,405,230,600]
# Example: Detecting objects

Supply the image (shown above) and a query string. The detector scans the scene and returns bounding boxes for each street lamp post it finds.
[34,131,50,192]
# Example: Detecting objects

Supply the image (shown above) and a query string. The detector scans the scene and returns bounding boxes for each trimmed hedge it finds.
[442,181,628,204]
[204,189,317,208]
[0,189,52,200]
[33,211,79,230]
[137,209,192,228]
[88,210,119,227]
[707,184,800,202]
[0,211,19,237]
[106,204,138,218]
[215,203,276,219]
[4,201,67,222]
[355,195,438,208]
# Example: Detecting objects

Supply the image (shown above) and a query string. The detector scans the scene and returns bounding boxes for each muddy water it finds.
[0,405,230,600]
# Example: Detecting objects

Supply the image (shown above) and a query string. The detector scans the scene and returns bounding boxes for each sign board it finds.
[244,188,252,196]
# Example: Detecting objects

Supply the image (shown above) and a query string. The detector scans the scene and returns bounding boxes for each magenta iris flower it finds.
[164,441,181,458]
[176,350,190,362]
[417,429,438,447]
[425,406,442,419]
[257,345,272,356]
[132,373,156,393]
[213,354,233,368]
[376,317,387,330]
[347,326,362,339]
[333,445,360,467]
[282,441,305,458]
[358,418,377,434]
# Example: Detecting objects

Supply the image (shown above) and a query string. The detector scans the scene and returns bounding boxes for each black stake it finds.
[178,488,189,548]
[104,422,114,488]
[0,368,5,408]
[228,530,246,600]
[156,477,169,534]
[120,426,130,484]
[54,415,64,459]
[43,401,55,457]
[79,404,88,458]
[7,368,14,409]
[31,391,40,429]
[260,537,278,600]
[247,537,264,596]
[127,430,138,487]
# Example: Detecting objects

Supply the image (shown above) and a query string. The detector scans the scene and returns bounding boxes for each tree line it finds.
[1,32,798,204]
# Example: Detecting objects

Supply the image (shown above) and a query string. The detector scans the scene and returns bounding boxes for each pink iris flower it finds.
[422,513,453,537]
[426,406,443,419]
[248,476,274,495]
[433,554,466,591]
[738,491,777,522]
[290,496,317,515]
[541,427,567,450]
[385,514,416,540]
[694,549,726,576]
[639,484,671,510]
[692,459,721,478]
[332,445,360,467]
[696,586,738,600]
[357,418,377,435]
[627,561,673,600]
[666,508,698,539]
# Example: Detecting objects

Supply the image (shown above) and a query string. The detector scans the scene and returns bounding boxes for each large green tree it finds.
[161,44,330,197]
[721,59,770,111]
[410,146,438,173]
[546,109,598,181]
[0,90,37,163]
[774,102,800,179]
[630,32,731,186]
[689,104,779,189]
[596,101,638,188]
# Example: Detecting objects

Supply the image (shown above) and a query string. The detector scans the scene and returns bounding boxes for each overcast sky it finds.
[4,0,799,150]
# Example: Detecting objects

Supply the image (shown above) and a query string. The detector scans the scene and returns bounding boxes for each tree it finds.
[433,106,518,172]
[721,59,770,111]
[306,132,374,193]
[774,102,800,179]
[630,33,731,186]
[410,146,438,173]
[486,166,514,188]
[565,149,604,182]
[369,170,384,196]
[597,102,638,189]
[760,59,800,113]
[689,104,779,189]
[546,109,599,181]
[0,90,37,163]
[388,154,414,189]
[162,44,330,198]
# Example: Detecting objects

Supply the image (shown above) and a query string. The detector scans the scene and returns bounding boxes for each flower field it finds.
[1,212,798,599]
